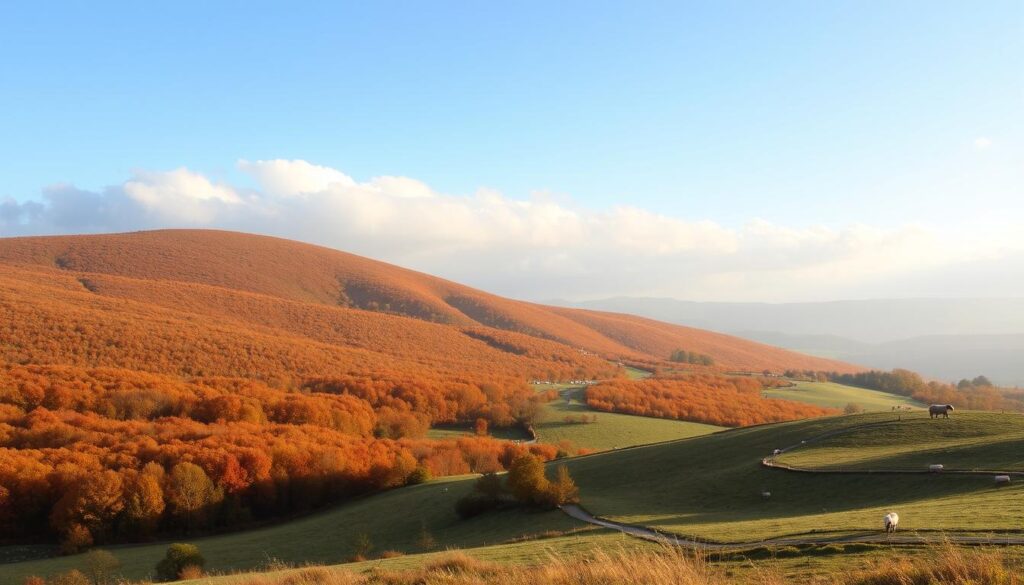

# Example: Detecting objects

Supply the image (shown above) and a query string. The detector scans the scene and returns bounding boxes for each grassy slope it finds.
[776,412,1024,471]
[534,385,724,451]
[194,542,1024,585]
[1,474,583,584]
[561,411,1024,541]
[763,381,922,411]
[425,425,532,441]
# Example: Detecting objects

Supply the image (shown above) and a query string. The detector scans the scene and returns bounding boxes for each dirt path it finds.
[561,418,1024,549]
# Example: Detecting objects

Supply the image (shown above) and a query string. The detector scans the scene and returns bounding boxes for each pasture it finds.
[762,380,922,411]
[561,411,1024,542]
[775,411,1024,471]
[533,385,724,451]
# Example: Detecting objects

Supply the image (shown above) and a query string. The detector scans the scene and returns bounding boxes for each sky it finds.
[0,1,1021,302]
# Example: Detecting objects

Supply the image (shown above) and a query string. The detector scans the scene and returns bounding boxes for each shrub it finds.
[455,493,502,519]
[22,578,46,585]
[83,549,121,585]
[59,524,93,555]
[474,472,505,499]
[406,465,431,485]
[154,543,205,582]
[349,533,373,562]
[544,465,580,506]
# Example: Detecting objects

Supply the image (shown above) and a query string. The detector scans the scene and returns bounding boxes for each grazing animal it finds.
[883,512,899,533]
[929,404,954,419]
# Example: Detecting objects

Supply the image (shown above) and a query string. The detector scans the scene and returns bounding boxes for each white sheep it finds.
[883,512,899,533]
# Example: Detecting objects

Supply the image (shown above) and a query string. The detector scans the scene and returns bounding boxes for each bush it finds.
[406,465,431,485]
[455,493,502,519]
[348,533,373,562]
[544,465,580,506]
[83,549,121,585]
[59,524,93,555]
[773,546,802,558]
[154,543,205,582]
[474,472,505,499]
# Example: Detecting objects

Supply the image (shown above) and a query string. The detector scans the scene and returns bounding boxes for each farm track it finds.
[562,418,1024,548]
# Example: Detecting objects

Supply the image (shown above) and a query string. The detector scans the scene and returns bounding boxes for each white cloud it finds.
[974,137,993,150]
[122,168,241,223]
[1,159,1021,302]
[238,159,355,197]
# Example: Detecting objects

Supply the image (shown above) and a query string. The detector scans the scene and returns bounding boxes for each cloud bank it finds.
[1,159,1020,302]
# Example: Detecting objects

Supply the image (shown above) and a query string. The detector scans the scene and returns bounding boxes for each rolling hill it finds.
[0,230,858,374]
[0,229,865,559]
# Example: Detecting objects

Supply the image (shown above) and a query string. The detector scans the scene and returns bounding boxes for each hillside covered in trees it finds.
[585,375,837,426]
[0,230,860,550]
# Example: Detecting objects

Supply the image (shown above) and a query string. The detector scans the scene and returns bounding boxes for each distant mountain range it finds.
[558,297,1024,386]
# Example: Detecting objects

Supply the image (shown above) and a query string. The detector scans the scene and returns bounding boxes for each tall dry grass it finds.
[176,543,1020,585]
[221,548,783,585]
[844,542,1018,585]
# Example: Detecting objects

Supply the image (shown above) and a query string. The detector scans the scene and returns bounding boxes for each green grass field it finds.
[534,386,724,451]
[763,381,922,411]
[776,412,1024,471]
[624,366,652,380]
[560,411,1024,542]
[426,424,532,441]
[0,475,585,584]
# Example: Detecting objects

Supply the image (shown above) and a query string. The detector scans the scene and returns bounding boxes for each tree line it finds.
[0,364,567,552]
[584,374,836,427]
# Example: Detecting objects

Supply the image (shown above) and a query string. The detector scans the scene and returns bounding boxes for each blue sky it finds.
[0,2,1021,301]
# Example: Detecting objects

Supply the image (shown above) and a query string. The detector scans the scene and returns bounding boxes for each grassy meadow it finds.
[776,412,1024,471]
[763,380,922,411]
[533,385,724,451]
[560,411,1024,541]
[162,541,1024,585]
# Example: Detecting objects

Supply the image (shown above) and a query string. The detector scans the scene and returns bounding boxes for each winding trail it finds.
[561,419,1024,549]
